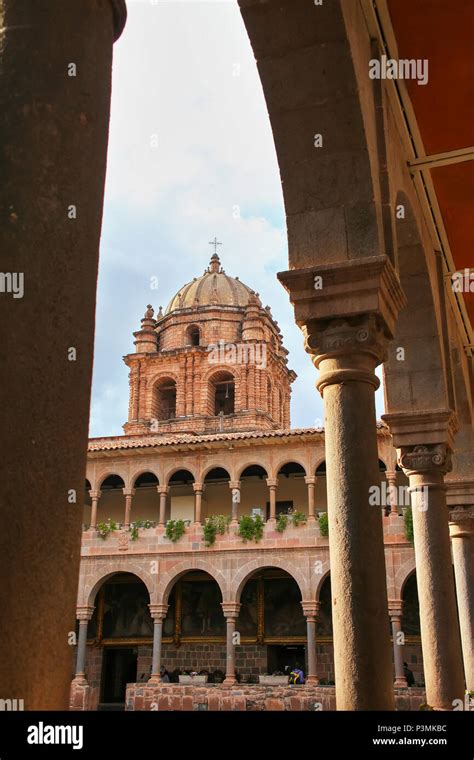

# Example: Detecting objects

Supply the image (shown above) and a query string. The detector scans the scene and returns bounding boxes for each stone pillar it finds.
[122,488,135,529]
[301,601,320,684]
[0,0,126,710]
[222,602,241,685]
[193,482,204,525]
[305,476,317,521]
[157,485,169,527]
[229,481,241,525]
[383,425,466,710]
[72,606,94,685]
[388,602,407,687]
[148,604,169,683]
[449,507,474,691]
[385,470,398,516]
[278,257,405,710]
[266,479,278,522]
[89,490,101,529]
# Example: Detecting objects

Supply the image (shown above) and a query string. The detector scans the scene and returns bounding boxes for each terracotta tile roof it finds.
[88,422,388,452]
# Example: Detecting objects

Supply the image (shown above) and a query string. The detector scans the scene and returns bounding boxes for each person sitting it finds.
[289,664,305,685]
[160,665,170,683]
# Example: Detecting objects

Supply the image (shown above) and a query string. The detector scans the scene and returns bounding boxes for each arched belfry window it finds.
[186,325,200,347]
[210,370,235,416]
[153,377,177,421]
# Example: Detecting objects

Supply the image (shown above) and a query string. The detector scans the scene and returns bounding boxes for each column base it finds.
[307,515,317,523]
[305,675,320,685]
[223,676,236,685]
[394,677,408,688]
[148,675,161,685]
[71,674,88,687]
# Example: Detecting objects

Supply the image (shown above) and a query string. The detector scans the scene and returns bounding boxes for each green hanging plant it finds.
[238,514,264,543]
[276,514,288,533]
[404,506,414,544]
[129,519,155,541]
[97,518,117,540]
[203,515,231,546]
[165,519,186,543]
[291,510,307,527]
[318,512,329,537]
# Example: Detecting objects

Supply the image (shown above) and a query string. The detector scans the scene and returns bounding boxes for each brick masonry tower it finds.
[123,253,296,436]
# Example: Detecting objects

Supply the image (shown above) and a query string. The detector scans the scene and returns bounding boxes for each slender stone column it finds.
[229,481,241,524]
[222,602,241,685]
[385,471,398,516]
[73,606,94,684]
[388,602,407,687]
[148,604,169,683]
[305,477,317,521]
[193,482,204,525]
[266,479,278,521]
[394,441,465,709]
[122,488,135,528]
[157,485,169,527]
[301,601,320,684]
[449,507,474,691]
[89,490,101,529]
[278,257,405,710]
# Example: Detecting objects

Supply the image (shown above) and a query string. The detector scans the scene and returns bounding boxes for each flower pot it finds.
[178,675,208,685]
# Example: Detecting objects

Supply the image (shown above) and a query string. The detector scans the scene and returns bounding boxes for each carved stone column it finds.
[278,256,405,711]
[193,482,204,525]
[305,476,317,521]
[229,481,241,524]
[301,601,320,684]
[148,604,169,684]
[89,490,102,529]
[448,502,474,691]
[383,416,466,710]
[388,602,407,687]
[266,479,278,521]
[157,485,169,526]
[221,602,241,685]
[385,470,399,515]
[72,606,95,685]
[122,488,135,529]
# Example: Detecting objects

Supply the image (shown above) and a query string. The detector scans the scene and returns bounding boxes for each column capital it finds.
[229,481,241,490]
[109,0,127,41]
[149,603,169,621]
[398,443,453,477]
[446,479,474,509]
[388,601,403,619]
[305,476,317,486]
[301,600,321,618]
[89,490,102,500]
[76,605,95,621]
[122,487,135,497]
[449,506,474,539]
[277,255,406,341]
[157,485,169,495]
[266,478,278,489]
[385,470,397,481]
[193,482,204,493]
[382,409,458,451]
[221,602,241,619]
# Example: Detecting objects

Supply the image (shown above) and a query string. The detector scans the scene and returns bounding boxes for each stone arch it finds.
[272,457,308,480]
[200,464,233,482]
[147,370,180,390]
[204,367,238,417]
[156,560,227,604]
[239,0,384,272]
[383,191,449,413]
[163,466,197,486]
[314,564,331,602]
[96,471,127,490]
[81,564,157,608]
[231,558,309,602]
[394,556,417,601]
[130,467,161,487]
[236,461,269,480]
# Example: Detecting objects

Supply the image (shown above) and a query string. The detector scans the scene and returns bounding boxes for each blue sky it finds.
[90,0,383,437]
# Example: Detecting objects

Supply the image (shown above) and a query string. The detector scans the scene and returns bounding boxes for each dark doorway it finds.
[267,645,306,675]
[100,647,137,706]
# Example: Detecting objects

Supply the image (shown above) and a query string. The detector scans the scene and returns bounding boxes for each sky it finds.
[89,0,384,437]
